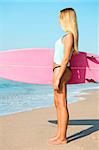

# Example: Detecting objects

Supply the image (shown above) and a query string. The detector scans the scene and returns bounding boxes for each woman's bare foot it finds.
[48,138,67,145]
[48,134,60,142]
[48,131,61,142]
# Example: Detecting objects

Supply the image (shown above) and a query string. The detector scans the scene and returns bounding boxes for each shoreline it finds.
[0,87,98,118]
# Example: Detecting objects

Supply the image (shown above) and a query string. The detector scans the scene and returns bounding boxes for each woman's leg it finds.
[58,83,69,140]
[48,89,61,141]
[49,83,69,144]
[48,67,71,144]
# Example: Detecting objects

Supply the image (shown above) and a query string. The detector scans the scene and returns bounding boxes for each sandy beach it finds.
[0,88,99,150]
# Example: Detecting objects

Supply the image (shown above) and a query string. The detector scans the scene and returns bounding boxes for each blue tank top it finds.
[54,31,74,66]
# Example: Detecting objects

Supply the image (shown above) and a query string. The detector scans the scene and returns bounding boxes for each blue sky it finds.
[0,0,98,55]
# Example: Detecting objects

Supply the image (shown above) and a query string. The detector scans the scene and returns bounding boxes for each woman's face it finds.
[59,12,68,32]
[59,18,67,32]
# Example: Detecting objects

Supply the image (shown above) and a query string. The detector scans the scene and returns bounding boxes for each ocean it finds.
[0,77,99,116]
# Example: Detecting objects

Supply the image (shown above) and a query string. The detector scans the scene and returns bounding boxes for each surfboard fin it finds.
[86,78,97,83]
[86,56,95,58]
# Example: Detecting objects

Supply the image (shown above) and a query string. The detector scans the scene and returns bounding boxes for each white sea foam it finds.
[0,78,99,116]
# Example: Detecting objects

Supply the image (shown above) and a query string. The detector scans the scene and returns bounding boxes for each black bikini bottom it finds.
[53,65,71,72]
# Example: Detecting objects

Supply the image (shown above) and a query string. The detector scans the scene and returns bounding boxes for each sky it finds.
[0,0,98,55]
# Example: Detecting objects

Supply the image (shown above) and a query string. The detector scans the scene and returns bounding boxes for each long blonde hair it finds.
[60,7,79,55]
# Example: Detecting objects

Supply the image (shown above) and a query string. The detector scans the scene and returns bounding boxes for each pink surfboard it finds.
[0,48,99,84]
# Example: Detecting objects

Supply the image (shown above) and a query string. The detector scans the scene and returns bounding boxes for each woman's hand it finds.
[73,50,79,55]
[53,76,60,91]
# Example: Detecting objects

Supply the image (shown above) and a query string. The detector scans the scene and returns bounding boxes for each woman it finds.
[48,7,79,145]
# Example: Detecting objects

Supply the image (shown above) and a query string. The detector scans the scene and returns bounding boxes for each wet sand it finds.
[0,88,99,150]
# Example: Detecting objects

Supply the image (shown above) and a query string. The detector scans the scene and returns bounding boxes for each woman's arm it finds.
[57,32,74,80]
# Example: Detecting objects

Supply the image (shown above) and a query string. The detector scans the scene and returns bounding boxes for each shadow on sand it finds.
[48,119,99,143]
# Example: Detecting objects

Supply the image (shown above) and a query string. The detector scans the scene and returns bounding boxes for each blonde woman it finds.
[48,7,79,145]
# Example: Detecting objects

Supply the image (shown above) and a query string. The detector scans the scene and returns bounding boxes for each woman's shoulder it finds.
[62,31,74,44]
[63,31,73,38]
